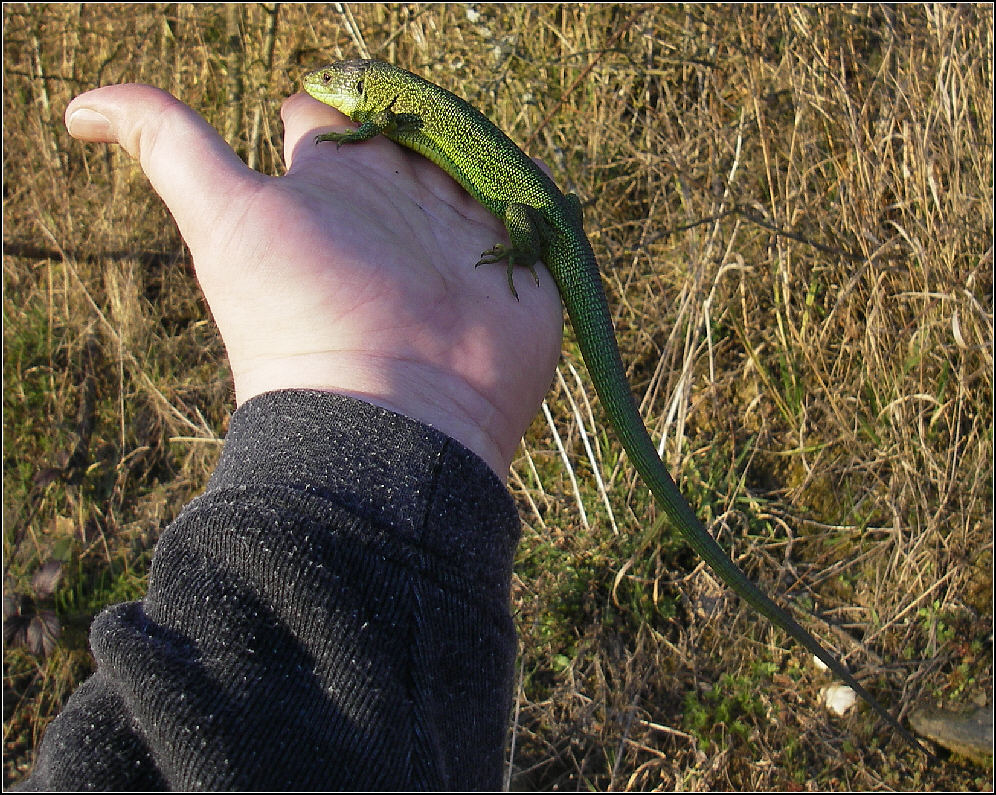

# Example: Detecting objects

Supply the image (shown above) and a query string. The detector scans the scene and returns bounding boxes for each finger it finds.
[281,92,350,167]
[280,92,405,178]
[65,84,258,252]
[533,158,554,179]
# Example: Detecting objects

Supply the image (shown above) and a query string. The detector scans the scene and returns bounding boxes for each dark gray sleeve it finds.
[18,390,521,791]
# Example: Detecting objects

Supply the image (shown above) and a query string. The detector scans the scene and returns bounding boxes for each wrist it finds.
[231,354,513,480]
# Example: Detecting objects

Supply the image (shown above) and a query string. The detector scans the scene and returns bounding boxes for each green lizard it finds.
[303,59,925,754]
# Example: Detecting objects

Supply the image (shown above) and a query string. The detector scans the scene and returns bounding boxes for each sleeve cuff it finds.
[204,389,521,594]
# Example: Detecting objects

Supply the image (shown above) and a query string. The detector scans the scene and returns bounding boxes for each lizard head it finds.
[303,59,378,118]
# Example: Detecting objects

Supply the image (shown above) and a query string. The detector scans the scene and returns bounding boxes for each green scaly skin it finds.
[303,59,927,756]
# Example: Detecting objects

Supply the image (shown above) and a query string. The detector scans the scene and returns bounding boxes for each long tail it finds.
[552,237,927,754]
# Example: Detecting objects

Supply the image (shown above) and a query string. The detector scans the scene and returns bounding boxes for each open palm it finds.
[65,86,563,476]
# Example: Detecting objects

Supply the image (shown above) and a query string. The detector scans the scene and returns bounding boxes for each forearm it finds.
[19,390,521,791]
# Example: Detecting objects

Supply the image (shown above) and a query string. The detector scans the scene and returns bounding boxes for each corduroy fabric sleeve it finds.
[17,389,522,791]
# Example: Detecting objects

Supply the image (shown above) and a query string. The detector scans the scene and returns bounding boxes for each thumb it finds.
[65,84,259,252]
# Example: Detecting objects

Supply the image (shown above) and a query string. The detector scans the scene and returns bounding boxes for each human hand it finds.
[64,85,564,478]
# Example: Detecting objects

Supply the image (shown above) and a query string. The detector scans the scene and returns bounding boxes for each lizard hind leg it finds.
[474,202,551,300]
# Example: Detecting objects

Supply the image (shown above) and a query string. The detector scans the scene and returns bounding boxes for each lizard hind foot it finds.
[474,244,508,268]
[474,244,543,300]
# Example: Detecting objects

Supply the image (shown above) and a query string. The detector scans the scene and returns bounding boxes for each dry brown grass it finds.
[3,4,992,790]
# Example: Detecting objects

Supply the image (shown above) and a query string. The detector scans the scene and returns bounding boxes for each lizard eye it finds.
[322,71,333,84]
